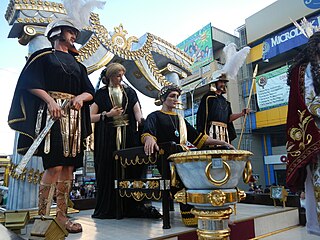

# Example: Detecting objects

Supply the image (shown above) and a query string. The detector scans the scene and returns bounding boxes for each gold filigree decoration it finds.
[111,24,139,51]
[90,13,147,60]
[5,0,65,24]
[132,181,145,188]
[119,190,161,201]
[27,168,34,183]
[146,180,159,189]
[191,208,233,219]
[9,162,43,185]
[174,189,187,204]
[119,180,160,189]
[119,153,158,167]
[287,110,313,157]
[89,13,179,87]
[152,36,193,73]
[236,188,246,201]
[152,35,193,65]
[208,190,226,206]
[76,36,101,62]
[119,181,130,188]
[19,168,27,181]
[145,53,168,86]
[131,191,144,201]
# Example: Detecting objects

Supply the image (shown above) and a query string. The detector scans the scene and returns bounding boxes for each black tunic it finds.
[142,110,208,149]
[196,91,236,141]
[92,85,141,219]
[8,48,94,169]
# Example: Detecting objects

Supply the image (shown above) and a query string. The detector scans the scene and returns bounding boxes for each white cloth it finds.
[303,64,320,236]
[305,164,320,236]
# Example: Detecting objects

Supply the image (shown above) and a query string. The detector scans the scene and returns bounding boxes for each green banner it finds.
[255,65,289,111]
[177,23,213,72]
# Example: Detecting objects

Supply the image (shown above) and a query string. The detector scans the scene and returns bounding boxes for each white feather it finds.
[63,0,106,29]
[221,43,251,81]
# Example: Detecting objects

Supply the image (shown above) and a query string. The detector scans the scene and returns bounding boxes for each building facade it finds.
[179,0,320,191]
[240,0,320,190]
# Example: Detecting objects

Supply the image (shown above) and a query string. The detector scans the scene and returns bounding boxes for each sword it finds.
[15,99,70,174]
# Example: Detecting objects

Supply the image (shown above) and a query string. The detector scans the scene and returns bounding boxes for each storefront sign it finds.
[264,154,288,165]
[262,14,320,60]
[304,0,320,9]
[255,65,289,111]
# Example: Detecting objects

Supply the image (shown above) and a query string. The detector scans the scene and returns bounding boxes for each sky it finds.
[0,0,277,155]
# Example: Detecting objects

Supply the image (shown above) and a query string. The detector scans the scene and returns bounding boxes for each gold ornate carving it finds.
[145,53,168,86]
[119,180,160,189]
[208,190,226,206]
[146,180,159,189]
[9,162,43,185]
[76,36,101,62]
[168,149,253,164]
[197,228,230,240]
[119,190,162,201]
[236,188,246,201]
[32,169,41,184]
[119,181,130,188]
[111,24,139,51]
[152,35,193,65]
[27,168,34,183]
[132,181,144,188]
[159,63,188,79]
[5,0,66,24]
[170,164,177,187]
[132,191,145,201]
[186,189,239,205]
[174,189,187,204]
[89,13,190,87]
[191,207,233,219]
[287,110,313,157]
[118,153,158,167]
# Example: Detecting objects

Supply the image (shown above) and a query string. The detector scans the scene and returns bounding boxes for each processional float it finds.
[4,1,253,239]
[4,0,192,211]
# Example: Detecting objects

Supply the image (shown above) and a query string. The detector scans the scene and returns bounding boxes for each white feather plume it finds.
[63,0,106,29]
[221,43,251,81]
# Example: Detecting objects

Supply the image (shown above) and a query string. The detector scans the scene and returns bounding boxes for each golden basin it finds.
[168,150,253,189]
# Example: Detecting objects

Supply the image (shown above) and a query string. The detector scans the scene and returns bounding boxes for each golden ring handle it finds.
[170,164,177,187]
[243,160,252,184]
[205,161,231,186]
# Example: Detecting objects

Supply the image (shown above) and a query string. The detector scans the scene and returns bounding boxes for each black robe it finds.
[142,110,208,223]
[143,110,207,148]
[8,48,94,169]
[92,85,141,219]
[196,91,237,142]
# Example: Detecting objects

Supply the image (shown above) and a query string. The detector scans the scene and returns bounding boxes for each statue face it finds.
[215,80,227,94]
[163,91,180,109]
[110,70,124,86]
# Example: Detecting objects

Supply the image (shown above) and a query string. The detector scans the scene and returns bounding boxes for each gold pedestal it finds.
[191,208,233,240]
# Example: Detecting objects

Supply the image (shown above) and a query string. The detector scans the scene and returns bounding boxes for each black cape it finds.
[8,48,94,168]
